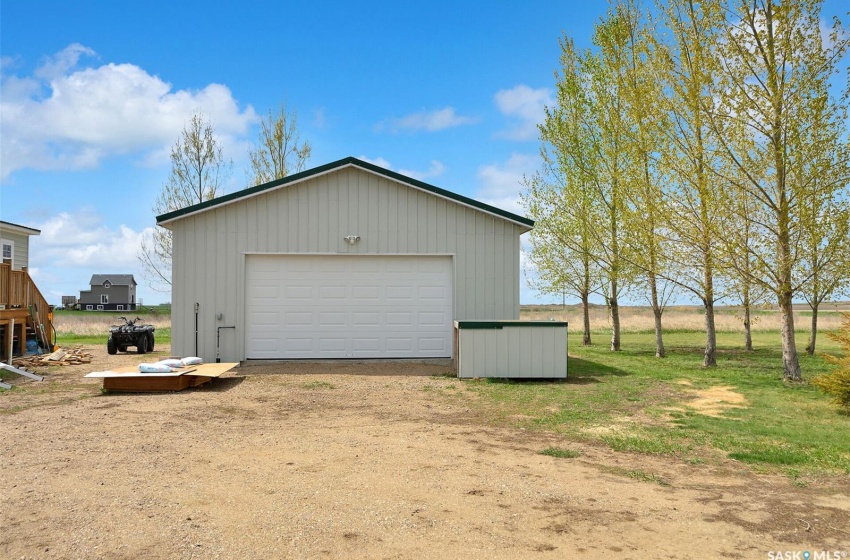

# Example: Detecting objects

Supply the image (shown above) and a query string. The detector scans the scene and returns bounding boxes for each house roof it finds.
[90,274,137,286]
[156,156,535,230]
[0,220,41,236]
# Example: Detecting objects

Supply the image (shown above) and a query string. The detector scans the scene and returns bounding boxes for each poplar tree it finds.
[246,103,311,187]
[523,37,605,346]
[655,0,728,366]
[582,13,637,351]
[139,112,232,289]
[710,0,849,380]
[616,0,673,357]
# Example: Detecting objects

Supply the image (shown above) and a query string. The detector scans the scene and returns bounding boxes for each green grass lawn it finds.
[461,331,850,478]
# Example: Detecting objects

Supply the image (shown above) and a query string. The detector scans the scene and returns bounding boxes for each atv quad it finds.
[107,316,156,355]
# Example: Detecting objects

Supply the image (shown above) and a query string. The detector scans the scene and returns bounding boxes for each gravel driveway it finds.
[2,344,848,559]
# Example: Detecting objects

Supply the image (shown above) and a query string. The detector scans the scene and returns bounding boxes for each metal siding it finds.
[456,324,567,379]
[170,167,525,362]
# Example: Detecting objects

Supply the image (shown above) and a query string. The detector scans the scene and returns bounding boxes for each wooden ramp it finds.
[85,362,238,392]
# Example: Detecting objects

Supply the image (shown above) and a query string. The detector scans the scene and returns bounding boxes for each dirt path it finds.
[2,345,848,559]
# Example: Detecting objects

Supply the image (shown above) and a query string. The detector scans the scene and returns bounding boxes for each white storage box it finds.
[454,321,568,379]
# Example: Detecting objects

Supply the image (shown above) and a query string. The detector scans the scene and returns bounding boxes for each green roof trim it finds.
[455,321,569,330]
[156,156,535,228]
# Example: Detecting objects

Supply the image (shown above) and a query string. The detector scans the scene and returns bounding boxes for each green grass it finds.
[540,447,581,459]
[302,381,335,390]
[461,330,850,476]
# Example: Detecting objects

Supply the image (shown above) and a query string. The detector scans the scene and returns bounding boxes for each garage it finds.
[158,156,533,363]
[245,254,453,359]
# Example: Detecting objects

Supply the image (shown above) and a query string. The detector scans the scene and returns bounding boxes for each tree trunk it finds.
[653,306,665,358]
[610,279,621,352]
[703,299,717,367]
[743,303,753,352]
[779,292,802,381]
[805,305,818,356]
[649,272,665,358]
[581,292,592,346]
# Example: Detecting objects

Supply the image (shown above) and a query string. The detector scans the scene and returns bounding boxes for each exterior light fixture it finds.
[344,235,361,244]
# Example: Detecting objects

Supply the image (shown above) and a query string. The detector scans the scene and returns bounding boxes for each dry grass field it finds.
[53,311,172,337]
[54,302,849,339]
[521,302,849,333]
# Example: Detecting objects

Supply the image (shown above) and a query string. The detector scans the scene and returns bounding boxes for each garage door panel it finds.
[284,285,313,300]
[386,337,414,351]
[319,311,347,326]
[352,312,380,326]
[419,311,447,326]
[318,338,346,351]
[318,286,347,299]
[386,311,413,326]
[251,311,279,326]
[246,255,453,359]
[352,286,379,300]
[386,286,413,300]
[284,311,314,326]
[419,337,447,352]
[352,337,380,351]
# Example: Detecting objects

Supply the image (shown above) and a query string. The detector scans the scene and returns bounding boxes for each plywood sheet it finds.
[86,363,237,379]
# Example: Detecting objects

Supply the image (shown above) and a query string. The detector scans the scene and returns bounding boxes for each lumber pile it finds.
[12,348,94,368]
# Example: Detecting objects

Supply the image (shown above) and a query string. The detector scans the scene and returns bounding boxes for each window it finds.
[1,239,12,266]
[117,305,124,310]
[97,305,104,310]
[101,294,109,304]
[103,280,111,289]
[86,305,93,310]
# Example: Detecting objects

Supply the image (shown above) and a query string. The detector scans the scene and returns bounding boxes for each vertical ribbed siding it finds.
[170,167,527,361]
[456,324,568,378]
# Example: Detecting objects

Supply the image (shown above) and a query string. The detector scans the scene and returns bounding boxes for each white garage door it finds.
[245,255,454,359]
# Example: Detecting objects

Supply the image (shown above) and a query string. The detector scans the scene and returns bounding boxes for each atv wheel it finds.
[137,334,148,354]
[107,337,117,355]
[147,332,155,351]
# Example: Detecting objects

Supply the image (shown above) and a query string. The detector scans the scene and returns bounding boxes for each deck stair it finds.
[0,263,55,362]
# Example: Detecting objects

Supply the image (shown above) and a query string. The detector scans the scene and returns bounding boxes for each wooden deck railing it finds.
[0,263,54,348]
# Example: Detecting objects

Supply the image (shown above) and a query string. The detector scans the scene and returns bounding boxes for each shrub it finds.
[812,313,850,410]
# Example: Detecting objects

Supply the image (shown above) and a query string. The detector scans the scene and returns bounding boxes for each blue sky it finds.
[1,1,846,307]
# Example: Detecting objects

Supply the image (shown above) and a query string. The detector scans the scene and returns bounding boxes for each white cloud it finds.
[359,155,393,169]
[25,210,165,303]
[399,160,445,181]
[376,107,478,133]
[34,43,95,80]
[0,44,257,181]
[358,156,446,181]
[476,152,540,215]
[34,211,146,269]
[493,84,552,141]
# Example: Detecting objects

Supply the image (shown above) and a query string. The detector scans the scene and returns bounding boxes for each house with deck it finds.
[0,220,55,360]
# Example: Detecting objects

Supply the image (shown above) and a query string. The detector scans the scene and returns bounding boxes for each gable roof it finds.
[90,274,136,287]
[0,220,41,236]
[156,156,534,230]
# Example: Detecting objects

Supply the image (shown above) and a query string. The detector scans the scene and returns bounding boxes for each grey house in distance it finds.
[79,274,138,311]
